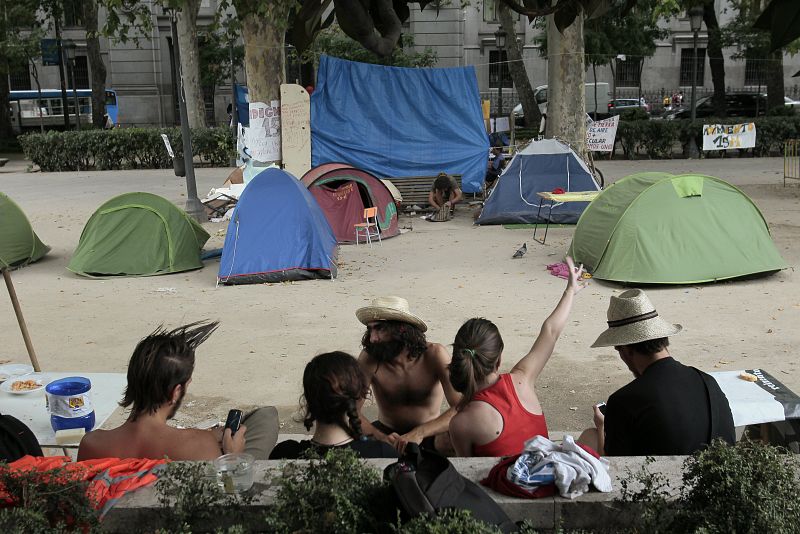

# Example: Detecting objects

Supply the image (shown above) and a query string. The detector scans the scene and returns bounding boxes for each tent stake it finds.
[2,269,41,372]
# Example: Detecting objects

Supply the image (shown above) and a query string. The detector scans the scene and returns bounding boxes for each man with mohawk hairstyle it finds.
[79,321,278,461]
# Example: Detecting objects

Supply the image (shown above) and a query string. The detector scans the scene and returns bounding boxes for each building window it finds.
[9,65,31,90]
[744,55,766,86]
[483,0,520,22]
[62,0,84,27]
[489,50,512,88]
[615,58,641,88]
[679,47,705,87]
[67,56,90,89]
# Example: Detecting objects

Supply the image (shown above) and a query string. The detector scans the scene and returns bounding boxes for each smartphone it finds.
[595,402,607,415]
[225,409,243,436]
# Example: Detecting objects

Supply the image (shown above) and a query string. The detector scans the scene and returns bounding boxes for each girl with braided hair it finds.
[269,351,397,459]
[448,257,588,456]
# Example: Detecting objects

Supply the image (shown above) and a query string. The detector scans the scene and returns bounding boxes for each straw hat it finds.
[356,296,428,332]
[591,289,682,348]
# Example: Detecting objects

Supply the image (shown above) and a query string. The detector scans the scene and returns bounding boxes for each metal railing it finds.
[785,139,800,187]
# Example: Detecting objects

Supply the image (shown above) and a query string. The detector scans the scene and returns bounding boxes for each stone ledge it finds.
[103,456,687,532]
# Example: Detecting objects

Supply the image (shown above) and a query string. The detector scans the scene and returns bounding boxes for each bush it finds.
[18,127,235,171]
[620,439,800,534]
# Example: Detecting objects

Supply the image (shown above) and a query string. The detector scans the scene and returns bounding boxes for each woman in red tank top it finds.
[448,257,587,457]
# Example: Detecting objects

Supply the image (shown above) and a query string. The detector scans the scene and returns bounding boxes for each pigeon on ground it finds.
[512,243,527,259]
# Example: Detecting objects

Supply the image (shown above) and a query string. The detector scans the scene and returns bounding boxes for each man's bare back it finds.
[78,418,227,461]
[361,342,448,433]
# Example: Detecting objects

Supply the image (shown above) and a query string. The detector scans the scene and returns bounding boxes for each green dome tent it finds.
[68,192,210,277]
[568,172,786,284]
[0,192,49,269]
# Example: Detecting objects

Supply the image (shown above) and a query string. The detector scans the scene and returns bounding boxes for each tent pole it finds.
[2,269,41,372]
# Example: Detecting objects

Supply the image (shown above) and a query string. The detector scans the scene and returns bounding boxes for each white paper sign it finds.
[160,134,175,158]
[247,101,281,162]
[702,123,756,151]
[586,115,619,152]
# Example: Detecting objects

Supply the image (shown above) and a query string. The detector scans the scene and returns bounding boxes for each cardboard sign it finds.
[279,84,311,179]
[246,101,281,162]
[702,123,756,151]
[586,115,619,152]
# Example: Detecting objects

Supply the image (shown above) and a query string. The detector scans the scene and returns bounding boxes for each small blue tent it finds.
[217,168,338,284]
[476,139,601,225]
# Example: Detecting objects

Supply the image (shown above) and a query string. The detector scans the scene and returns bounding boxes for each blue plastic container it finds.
[45,376,95,432]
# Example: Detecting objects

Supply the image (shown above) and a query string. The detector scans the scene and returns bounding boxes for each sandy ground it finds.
[1,156,798,434]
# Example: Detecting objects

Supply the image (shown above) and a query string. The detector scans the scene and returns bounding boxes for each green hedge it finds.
[19,127,235,172]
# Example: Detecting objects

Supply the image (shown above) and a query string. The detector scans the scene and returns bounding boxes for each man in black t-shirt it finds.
[579,289,735,456]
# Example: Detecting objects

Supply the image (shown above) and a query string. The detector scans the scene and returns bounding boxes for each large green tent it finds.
[0,192,49,270]
[568,173,786,284]
[68,192,210,277]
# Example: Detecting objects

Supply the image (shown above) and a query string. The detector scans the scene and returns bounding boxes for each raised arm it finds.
[511,257,588,382]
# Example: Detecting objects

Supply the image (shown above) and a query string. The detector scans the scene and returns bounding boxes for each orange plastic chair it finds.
[354,207,382,247]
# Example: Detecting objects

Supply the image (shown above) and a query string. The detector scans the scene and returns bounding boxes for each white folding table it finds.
[0,372,126,447]
[710,369,800,428]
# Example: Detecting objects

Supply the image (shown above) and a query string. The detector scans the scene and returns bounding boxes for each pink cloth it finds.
[546,262,570,279]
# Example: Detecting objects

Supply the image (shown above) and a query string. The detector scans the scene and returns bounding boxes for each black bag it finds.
[384,444,517,533]
[0,413,42,462]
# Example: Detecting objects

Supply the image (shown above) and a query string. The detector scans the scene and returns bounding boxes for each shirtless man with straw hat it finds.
[579,289,734,456]
[356,296,461,453]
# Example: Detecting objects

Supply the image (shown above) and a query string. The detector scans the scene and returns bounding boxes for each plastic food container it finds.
[213,453,255,493]
[45,376,96,432]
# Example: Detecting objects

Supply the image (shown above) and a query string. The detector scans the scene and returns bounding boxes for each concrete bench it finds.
[103,455,687,532]
[385,174,463,211]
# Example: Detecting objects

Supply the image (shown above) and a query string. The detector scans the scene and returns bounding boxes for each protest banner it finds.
[586,115,619,152]
[702,123,756,151]
[246,101,281,162]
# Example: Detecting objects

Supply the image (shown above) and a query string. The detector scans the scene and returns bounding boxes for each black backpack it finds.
[0,413,42,462]
[384,444,517,533]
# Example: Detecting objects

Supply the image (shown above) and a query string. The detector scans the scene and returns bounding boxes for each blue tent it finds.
[217,168,338,284]
[476,139,601,225]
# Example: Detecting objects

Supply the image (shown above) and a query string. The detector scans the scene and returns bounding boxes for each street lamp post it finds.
[688,6,704,158]
[168,10,205,222]
[494,28,507,137]
[63,40,81,131]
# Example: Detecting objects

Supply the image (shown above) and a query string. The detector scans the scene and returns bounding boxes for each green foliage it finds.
[0,462,100,533]
[620,440,800,534]
[155,461,255,532]
[395,509,501,534]
[199,30,245,92]
[299,23,437,68]
[264,448,390,534]
[19,127,235,171]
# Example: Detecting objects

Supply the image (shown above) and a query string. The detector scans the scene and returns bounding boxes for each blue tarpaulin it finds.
[311,56,489,194]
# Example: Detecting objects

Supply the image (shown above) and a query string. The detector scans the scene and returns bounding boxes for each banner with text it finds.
[246,101,281,162]
[702,123,756,151]
[586,115,619,152]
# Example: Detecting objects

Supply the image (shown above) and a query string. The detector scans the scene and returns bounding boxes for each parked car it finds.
[607,98,650,116]
[664,93,772,119]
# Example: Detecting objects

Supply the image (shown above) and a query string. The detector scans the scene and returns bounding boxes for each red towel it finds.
[481,455,556,499]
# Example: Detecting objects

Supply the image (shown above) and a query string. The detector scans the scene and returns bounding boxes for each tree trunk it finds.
[0,73,13,140]
[83,0,107,128]
[703,1,726,117]
[176,0,205,128]
[498,3,540,128]
[546,9,586,157]
[765,48,784,112]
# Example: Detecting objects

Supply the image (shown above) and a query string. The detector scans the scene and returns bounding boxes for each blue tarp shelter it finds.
[217,168,338,284]
[476,139,601,225]
[311,56,489,193]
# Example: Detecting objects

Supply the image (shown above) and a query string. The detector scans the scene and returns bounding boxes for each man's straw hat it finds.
[356,296,428,332]
[591,289,682,348]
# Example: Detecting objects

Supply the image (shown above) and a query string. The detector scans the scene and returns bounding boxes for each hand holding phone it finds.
[595,402,607,415]
[225,409,243,436]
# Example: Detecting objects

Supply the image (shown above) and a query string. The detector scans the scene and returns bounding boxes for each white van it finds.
[514,83,611,120]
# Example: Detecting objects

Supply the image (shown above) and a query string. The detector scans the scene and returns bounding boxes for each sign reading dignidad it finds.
[586,115,619,152]
[246,101,282,162]
[702,123,756,151]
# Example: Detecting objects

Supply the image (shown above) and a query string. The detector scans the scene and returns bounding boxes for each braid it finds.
[345,398,364,440]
